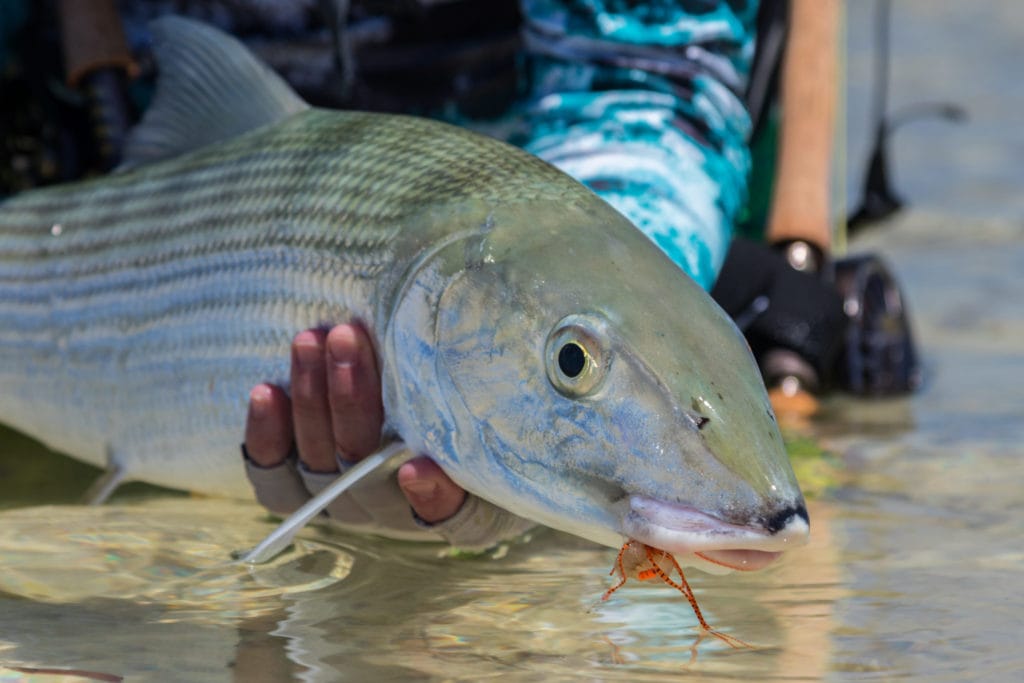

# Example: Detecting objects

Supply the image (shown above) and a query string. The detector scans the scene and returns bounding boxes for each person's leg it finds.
[520,84,749,291]
[512,1,759,290]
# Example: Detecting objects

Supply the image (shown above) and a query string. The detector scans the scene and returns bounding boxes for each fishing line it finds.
[237,441,410,564]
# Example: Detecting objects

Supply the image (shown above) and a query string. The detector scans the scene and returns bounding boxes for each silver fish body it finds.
[0,107,558,494]
[0,17,807,570]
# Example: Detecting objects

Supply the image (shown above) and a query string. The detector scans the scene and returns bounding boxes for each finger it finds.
[397,457,467,524]
[242,384,310,515]
[243,384,293,467]
[326,323,383,462]
[290,329,337,472]
[243,455,311,517]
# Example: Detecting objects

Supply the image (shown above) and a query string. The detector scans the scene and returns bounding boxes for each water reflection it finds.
[0,492,845,682]
[0,501,352,620]
[230,510,842,682]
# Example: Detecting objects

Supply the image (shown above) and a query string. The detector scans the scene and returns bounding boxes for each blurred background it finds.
[0,2,1022,681]
[845,0,1023,223]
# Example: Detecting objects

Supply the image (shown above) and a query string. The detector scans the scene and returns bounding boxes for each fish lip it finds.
[620,495,809,571]
[693,548,781,572]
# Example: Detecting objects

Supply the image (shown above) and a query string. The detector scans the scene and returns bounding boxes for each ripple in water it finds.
[0,498,353,624]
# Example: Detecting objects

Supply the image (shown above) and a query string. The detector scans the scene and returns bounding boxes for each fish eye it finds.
[546,315,610,397]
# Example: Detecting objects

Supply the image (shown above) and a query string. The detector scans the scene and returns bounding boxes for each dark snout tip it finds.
[764,502,809,534]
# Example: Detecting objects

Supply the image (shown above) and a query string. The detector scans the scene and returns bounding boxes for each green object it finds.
[784,431,844,498]
[737,103,781,241]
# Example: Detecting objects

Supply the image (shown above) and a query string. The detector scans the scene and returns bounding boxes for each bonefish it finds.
[0,17,807,572]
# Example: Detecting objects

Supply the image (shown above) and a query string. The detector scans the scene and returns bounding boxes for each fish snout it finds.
[761,502,810,534]
[620,496,810,573]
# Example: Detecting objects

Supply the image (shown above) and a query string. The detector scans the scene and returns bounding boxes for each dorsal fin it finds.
[119,16,309,170]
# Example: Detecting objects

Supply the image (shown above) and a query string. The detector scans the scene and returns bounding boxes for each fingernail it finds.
[294,337,322,369]
[249,385,272,416]
[327,327,358,367]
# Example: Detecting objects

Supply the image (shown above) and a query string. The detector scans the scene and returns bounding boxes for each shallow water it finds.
[3,2,1024,681]
[1,211,1020,682]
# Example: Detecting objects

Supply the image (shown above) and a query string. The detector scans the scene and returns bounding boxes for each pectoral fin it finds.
[81,452,127,505]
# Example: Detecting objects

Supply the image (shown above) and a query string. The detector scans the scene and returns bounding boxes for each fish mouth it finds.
[620,496,809,574]
[693,548,781,572]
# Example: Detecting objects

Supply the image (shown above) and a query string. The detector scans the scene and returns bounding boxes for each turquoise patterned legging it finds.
[509,0,758,290]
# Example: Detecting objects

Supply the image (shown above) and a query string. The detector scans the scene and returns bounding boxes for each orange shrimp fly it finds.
[602,539,751,649]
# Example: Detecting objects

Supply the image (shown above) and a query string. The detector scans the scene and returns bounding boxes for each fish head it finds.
[389,193,808,572]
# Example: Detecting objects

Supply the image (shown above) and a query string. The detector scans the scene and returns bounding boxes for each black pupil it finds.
[558,343,587,378]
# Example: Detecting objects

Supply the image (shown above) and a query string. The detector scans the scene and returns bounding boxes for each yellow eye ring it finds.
[545,315,610,397]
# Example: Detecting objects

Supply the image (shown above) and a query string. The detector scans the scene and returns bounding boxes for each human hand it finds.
[242,323,466,524]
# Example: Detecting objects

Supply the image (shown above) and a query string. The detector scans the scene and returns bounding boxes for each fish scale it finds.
[0,17,809,567]
[0,105,578,497]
